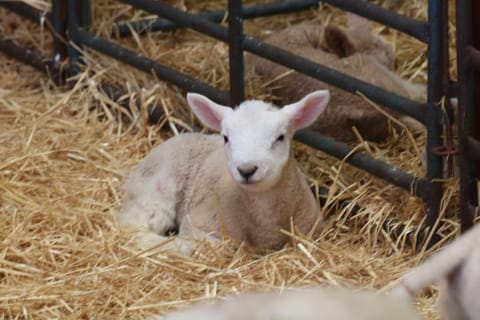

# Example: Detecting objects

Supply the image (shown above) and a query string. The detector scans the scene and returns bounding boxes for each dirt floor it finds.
[0,1,460,319]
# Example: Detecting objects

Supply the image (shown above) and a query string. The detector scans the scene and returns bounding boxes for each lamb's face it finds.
[187,90,330,192]
[221,102,292,192]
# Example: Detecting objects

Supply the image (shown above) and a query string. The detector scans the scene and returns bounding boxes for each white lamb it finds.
[152,287,422,320]
[118,90,330,253]
[391,223,480,320]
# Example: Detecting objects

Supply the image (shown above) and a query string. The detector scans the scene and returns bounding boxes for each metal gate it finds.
[456,0,480,231]
[1,0,467,240]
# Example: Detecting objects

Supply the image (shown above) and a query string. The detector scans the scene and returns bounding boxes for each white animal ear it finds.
[282,90,330,130]
[187,93,232,131]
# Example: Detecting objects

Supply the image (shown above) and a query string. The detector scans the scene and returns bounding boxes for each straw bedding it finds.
[1,1,458,319]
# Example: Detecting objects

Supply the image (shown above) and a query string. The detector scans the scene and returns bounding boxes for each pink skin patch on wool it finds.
[155,180,162,193]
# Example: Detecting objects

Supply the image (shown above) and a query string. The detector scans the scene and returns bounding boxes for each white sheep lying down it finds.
[118,90,330,253]
[391,222,480,320]
[152,287,422,320]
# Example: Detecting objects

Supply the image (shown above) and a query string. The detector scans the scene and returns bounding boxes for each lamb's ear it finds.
[324,25,356,58]
[282,90,330,131]
[187,93,232,131]
[346,13,370,33]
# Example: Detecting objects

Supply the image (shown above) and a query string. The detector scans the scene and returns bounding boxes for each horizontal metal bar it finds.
[295,128,431,200]
[118,0,428,123]
[321,0,429,42]
[72,29,229,105]
[0,1,46,23]
[0,34,51,72]
[0,33,66,85]
[118,0,228,39]
[244,38,428,123]
[112,0,319,37]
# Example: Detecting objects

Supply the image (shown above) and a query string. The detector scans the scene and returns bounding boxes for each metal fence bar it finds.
[422,0,448,229]
[243,39,428,122]
[112,0,319,38]
[0,1,45,23]
[0,1,68,59]
[320,0,428,42]
[456,0,480,230]
[68,0,82,77]
[456,0,477,231]
[0,34,51,72]
[0,1,67,85]
[471,0,480,230]
[51,0,68,62]
[72,29,229,105]
[228,0,245,106]
[117,0,429,123]
[296,129,431,200]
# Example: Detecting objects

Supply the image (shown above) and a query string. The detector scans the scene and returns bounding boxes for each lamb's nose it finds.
[238,165,258,180]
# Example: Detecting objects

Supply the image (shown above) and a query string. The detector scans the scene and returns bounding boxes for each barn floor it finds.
[0,1,459,319]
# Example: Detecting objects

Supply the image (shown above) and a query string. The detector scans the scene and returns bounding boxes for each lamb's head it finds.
[323,14,395,69]
[187,90,330,191]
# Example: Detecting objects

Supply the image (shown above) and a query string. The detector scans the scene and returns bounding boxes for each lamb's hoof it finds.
[149,213,177,236]
[165,225,179,236]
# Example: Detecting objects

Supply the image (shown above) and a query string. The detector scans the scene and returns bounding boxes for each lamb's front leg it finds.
[136,225,220,256]
[173,212,223,254]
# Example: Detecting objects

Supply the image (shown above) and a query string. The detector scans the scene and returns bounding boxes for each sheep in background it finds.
[152,287,422,320]
[118,90,330,254]
[246,14,425,142]
[391,223,480,320]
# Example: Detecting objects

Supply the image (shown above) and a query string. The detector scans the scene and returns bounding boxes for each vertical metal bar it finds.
[50,0,68,84]
[67,0,91,79]
[80,0,92,28]
[67,0,81,77]
[424,0,447,231]
[228,0,245,106]
[51,0,68,60]
[456,0,475,231]
[472,0,480,183]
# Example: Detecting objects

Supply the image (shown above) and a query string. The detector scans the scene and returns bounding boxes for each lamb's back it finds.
[123,133,223,198]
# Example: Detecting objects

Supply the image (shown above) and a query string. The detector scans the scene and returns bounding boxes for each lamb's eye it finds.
[276,134,285,142]
[223,135,229,144]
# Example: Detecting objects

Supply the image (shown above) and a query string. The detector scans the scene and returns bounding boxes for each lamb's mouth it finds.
[239,178,261,185]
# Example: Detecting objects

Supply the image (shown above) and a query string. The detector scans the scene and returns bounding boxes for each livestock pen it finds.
[0,0,473,319]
